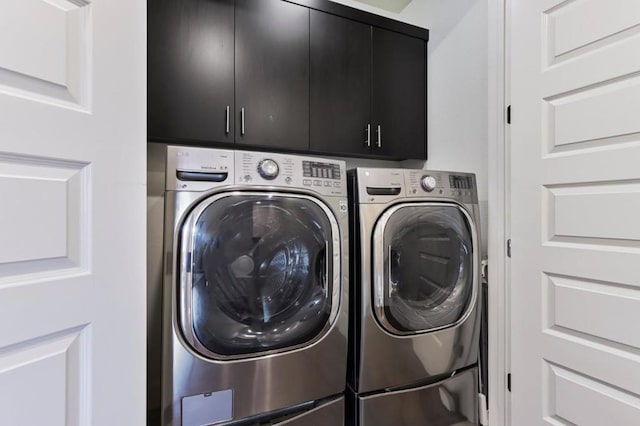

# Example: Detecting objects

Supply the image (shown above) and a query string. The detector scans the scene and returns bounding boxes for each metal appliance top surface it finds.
[166,145,346,197]
[353,167,478,205]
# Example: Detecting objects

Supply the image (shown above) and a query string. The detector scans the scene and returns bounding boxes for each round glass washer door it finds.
[178,192,340,359]
[372,202,477,335]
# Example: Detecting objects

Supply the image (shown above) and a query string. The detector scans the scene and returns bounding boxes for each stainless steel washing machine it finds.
[347,168,481,425]
[161,146,348,425]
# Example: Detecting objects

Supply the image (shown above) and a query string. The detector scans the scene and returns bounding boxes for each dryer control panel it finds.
[404,170,477,204]
[356,168,477,204]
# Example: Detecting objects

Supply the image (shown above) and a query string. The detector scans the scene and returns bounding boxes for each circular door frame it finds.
[371,200,479,336]
[178,190,342,360]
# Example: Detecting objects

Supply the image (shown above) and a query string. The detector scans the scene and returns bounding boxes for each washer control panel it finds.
[236,151,345,196]
[167,146,346,196]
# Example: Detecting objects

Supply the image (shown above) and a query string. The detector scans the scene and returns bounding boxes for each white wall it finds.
[329,0,489,254]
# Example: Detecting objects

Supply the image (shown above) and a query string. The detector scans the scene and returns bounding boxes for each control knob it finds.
[257,159,279,180]
[421,175,437,192]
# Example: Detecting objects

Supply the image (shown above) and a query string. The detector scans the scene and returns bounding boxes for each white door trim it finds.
[487,0,509,424]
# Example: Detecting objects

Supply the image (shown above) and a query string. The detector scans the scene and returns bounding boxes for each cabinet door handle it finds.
[376,125,382,148]
[225,106,230,134]
[241,108,245,136]
[365,124,371,147]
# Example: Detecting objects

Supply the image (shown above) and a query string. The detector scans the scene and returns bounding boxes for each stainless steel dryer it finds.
[347,168,481,425]
[161,146,349,425]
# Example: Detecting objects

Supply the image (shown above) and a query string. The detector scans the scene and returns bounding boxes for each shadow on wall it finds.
[147,142,167,423]
[414,0,480,50]
[351,0,413,14]
[329,0,481,48]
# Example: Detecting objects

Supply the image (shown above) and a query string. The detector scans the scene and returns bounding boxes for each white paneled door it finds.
[510,0,640,424]
[0,0,145,425]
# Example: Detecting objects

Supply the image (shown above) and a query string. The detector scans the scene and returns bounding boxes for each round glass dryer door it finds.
[178,193,339,358]
[373,203,476,334]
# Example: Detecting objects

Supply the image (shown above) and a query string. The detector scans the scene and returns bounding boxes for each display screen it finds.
[449,175,473,190]
[303,161,341,180]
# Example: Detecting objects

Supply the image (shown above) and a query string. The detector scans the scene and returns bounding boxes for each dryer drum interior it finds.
[378,204,474,333]
[181,194,335,357]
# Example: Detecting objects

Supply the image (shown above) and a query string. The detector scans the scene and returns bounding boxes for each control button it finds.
[257,159,279,180]
[333,182,340,188]
[303,179,312,186]
[244,174,252,182]
[313,180,322,186]
[324,181,331,187]
[421,175,437,192]
[285,176,292,184]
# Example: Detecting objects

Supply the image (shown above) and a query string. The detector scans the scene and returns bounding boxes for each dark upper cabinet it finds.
[309,13,427,160]
[148,0,428,159]
[148,0,234,143]
[372,28,427,159]
[310,11,371,156]
[235,0,310,151]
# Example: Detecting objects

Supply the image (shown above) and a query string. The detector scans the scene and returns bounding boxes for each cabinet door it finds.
[148,0,235,143]
[235,0,309,150]
[310,11,371,156]
[372,28,426,159]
